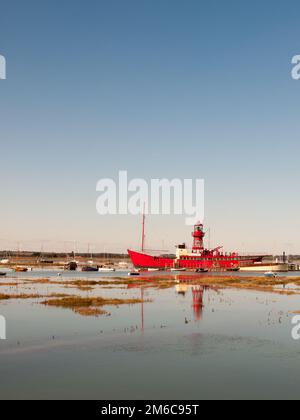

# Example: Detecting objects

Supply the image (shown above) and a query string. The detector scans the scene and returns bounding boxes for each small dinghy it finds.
[170,268,186,272]
[128,270,140,276]
[0,272,6,277]
[14,267,28,272]
[264,271,277,278]
[196,268,209,273]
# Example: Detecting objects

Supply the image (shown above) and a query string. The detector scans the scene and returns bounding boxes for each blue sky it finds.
[0,0,300,253]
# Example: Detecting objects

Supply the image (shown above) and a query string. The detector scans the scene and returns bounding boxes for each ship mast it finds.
[141,203,146,253]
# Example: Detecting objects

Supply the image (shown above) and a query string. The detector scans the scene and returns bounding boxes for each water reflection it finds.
[141,287,144,332]
[1,278,300,400]
[127,281,211,329]
[176,283,206,321]
[124,276,227,334]
[192,287,204,321]
[175,283,188,296]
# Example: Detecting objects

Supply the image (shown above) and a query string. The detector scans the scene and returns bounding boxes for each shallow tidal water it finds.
[1,273,300,400]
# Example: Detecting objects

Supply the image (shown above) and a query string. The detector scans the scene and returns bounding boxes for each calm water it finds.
[1,272,300,400]
[2,267,300,280]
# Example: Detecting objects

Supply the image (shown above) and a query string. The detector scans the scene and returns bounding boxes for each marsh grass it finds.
[41,295,146,317]
[1,274,300,320]
[41,296,144,308]
[73,285,94,291]
[177,276,300,295]
[17,275,300,289]
[0,282,24,286]
[0,293,71,300]
[2,274,300,296]
[73,307,108,317]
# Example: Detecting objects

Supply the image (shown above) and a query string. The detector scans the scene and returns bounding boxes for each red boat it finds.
[128,222,267,271]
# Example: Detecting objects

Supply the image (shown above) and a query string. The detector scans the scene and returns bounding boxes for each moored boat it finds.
[240,263,289,272]
[264,271,278,278]
[98,267,116,272]
[0,272,6,277]
[64,261,78,271]
[14,267,28,272]
[128,270,140,276]
[128,222,268,271]
[82,266,98,272]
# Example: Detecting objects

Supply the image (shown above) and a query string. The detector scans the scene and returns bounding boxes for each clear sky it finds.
[0,0,300,254]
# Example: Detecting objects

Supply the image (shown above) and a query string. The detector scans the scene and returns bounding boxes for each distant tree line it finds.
[0,251,129,259]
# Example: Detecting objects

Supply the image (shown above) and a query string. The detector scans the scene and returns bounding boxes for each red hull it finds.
[128,250,174,269]
[128,222,267,271]
[128,249,263,270]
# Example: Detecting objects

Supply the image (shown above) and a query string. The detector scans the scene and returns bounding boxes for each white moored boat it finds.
[264,271,277,278]
[98,267,115,272]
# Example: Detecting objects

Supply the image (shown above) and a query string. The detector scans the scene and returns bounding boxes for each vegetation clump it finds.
[41,295,145,317]
[0,293,72,301]
[41,296,143,308]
